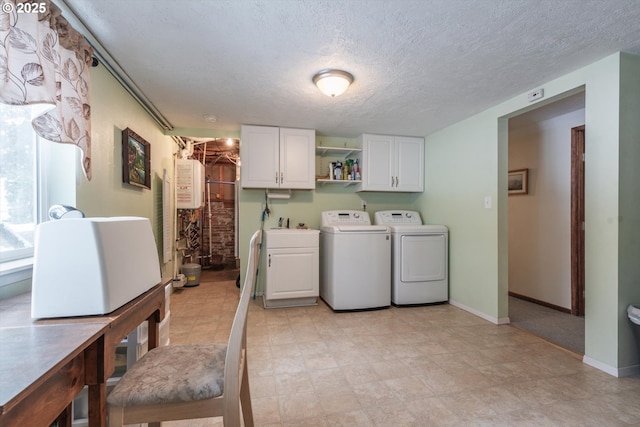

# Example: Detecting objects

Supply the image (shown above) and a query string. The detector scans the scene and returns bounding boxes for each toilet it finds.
[628,305,640,326]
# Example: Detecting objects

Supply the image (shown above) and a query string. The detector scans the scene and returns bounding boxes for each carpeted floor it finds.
[509,296,585,354]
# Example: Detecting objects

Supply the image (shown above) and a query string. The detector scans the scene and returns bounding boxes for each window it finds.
[0,102,76,291]
[0,103,44,263]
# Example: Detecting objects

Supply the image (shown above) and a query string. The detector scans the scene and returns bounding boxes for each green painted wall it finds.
[618,53,640,369]
[418,52,640,373]
[76,65,176,279]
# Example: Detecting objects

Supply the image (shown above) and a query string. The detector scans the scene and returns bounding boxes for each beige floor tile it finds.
[251,396,281,425]
[278,391,323,421]
[472,385,528,414]
[317,390,363,415]
[308,367,350,394]
[404,396,460,426]
[352,380,402,408]
[324,409,374,427]
[438,390,498,420]
[275,372,316,396]
[364,402,420,426]
[166,271,640,427]
[303,353,339,371]
[384,375,435,402]
[250,375,277,398]
[282,416,329,427]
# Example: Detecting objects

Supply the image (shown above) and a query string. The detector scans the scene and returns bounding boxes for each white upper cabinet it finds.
[357,133,424,192]
[241,125,315,189]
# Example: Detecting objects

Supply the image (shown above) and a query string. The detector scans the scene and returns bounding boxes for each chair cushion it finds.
[107,344,227,407]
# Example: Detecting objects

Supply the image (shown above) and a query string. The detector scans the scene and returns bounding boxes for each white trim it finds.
[583,356,640,378]
[0,257,33,287]
[449,299,511,325]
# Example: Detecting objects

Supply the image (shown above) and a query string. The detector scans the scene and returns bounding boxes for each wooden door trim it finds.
[571,125,585,316]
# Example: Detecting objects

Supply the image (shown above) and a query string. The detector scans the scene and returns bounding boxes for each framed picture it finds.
[508,169,528,195]
[122,128,151,189]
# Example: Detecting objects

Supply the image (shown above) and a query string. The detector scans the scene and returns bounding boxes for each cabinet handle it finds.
[391,176,395,187]
[280,172,283,184]
[395,176,399,187]
[275,172,278,184]
[268,254,271,267]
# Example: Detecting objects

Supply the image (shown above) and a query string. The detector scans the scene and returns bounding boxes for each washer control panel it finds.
[374,210,423,225]
[321,210,371,227]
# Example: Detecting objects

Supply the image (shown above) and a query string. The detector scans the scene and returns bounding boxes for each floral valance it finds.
[0,0,94,179]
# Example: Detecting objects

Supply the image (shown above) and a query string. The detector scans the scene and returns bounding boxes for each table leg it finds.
[88,383,107,427]
[55,403,73,427]
[147,311,160,350]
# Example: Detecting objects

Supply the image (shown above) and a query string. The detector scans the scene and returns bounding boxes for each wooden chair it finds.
[106,230,261,427]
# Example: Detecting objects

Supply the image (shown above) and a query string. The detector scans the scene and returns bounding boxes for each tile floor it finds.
[166,271,640,427]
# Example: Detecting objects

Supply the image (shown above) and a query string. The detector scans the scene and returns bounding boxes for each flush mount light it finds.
[203,114,217,123]
[313,69,354,97]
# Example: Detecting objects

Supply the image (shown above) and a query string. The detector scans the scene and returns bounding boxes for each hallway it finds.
[509,296,584,354]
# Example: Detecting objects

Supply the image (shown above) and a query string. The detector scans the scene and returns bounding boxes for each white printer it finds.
[31,217,161,318]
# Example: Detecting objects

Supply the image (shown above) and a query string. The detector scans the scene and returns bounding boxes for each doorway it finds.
[507,92,586,353]
[178,138,240,271]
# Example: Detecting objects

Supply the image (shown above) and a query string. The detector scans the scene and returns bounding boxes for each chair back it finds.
[222,230,260,422]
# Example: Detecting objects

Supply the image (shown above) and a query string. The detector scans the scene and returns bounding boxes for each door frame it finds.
[570,125,585,316]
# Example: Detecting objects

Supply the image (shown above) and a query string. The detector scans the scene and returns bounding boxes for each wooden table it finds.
[0,279,169,427]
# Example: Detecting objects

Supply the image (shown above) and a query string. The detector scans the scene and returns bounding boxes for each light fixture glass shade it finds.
[313,70,354,97]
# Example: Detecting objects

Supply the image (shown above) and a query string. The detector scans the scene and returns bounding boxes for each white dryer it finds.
[320,210,391,311]
[374,210,448,305]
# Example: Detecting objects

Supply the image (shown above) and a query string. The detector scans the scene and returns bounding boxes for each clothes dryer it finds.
[374,210,448,305]
[320,210,391,311]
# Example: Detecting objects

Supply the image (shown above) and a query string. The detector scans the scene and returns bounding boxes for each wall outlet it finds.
[528,88,544,102]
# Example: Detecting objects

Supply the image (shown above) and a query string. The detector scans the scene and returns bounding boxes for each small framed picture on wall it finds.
[122,128,151,190]
[508,169,528,195]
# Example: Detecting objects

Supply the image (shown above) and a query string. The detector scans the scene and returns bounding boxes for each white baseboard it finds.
[449,299,511,325]
[583,356,640,377]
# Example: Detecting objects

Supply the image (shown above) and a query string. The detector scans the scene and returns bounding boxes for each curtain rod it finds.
[53,0,175,132]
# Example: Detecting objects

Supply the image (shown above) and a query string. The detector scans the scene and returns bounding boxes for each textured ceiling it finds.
[62,0,640,138]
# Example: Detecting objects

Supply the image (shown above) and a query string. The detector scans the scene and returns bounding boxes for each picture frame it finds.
[122,128,151,189]
[508,168,528,195]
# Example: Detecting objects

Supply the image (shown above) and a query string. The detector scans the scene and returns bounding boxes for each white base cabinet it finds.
[263,229,319,308]
[356,133,424,192]
[241,125,316,189]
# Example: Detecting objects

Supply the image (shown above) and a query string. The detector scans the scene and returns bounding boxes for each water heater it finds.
[176,159,205,209]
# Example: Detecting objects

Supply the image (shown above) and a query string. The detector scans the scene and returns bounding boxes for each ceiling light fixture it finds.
[313,69,354,97]
[203,114,217,123]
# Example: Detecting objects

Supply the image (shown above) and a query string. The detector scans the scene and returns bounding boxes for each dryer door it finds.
[401,234,447,282]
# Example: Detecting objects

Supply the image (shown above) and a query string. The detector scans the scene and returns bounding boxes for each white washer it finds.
[374,210,448,305]
[320,210,391,311]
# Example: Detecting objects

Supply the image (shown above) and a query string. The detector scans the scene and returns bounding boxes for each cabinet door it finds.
[240,125,280,188]
[395,136,424,192]
[266,247,319,300]
[280,128,315,189]
[361,134,395,191]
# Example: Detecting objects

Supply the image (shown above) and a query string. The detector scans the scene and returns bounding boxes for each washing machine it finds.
[320,210,391,311]
[374,210,448,305]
